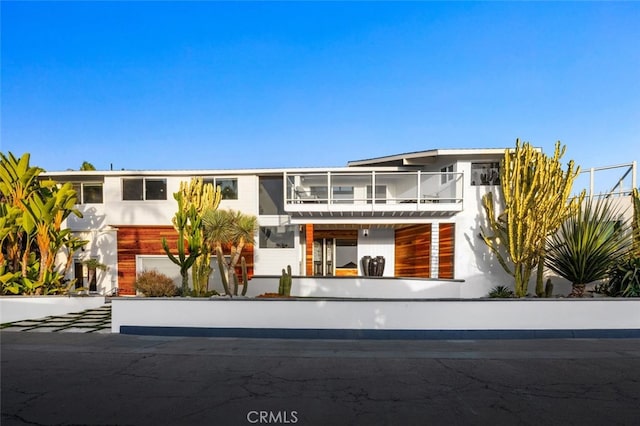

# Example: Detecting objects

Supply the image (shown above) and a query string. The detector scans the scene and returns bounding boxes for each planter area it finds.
[112,297,640,339]
[1,295,106,324]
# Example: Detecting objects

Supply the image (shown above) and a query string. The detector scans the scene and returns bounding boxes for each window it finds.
[70,182,103,204]
[203,178,238,200]
[471,162,500,186]
[122,178,167,200]
[83,183,104,203]
[217,179,238,200]
[259,176,285,215]
[332,186,353,204]
[259,226,295,248]
[440,165,454,184]
[145,179,167,200]
[366,185,387,204]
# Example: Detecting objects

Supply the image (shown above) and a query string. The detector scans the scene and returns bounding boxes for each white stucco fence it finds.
[111,298,640,334]
[1,296,106,323]
[245,276,466,298]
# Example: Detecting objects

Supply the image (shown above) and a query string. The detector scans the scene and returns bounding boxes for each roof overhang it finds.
[347,148,514,167]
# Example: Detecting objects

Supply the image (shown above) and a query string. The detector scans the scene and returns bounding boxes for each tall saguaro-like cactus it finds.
[632,187,640,258]
[162,178,221,296]
[480,140,584,297]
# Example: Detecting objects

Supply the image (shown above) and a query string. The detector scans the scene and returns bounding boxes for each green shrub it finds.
[488,285,514,298]
[545,199,630,297]
[134,270,178,297]
[596,257,640,297]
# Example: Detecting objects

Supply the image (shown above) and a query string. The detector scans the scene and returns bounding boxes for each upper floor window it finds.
[471,163,500,186]
[366,185,387,204]
[203,177,238,200]
[122,178,167,200]
[440,165,454,184]
[259,176,285,215]
[71,182,104,204]
[332,186,354,204]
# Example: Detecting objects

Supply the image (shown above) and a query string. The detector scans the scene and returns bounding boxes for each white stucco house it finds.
[42,148,637,298]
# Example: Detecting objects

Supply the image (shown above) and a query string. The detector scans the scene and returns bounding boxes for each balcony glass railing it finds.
[284,171,463,209]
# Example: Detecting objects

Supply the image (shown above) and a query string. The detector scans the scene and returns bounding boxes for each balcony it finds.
[284,170,464,219]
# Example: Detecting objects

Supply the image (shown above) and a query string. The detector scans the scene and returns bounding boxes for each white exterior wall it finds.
[1,296,106,323]
[54,228,118,294]
[452,159,513,298]
[357,228,395,276]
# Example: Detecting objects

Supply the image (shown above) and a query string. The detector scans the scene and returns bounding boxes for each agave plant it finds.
[545,199,631,297]
[487,285,514,298]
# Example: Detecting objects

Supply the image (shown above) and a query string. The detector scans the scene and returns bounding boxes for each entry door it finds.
[313,238,334,276]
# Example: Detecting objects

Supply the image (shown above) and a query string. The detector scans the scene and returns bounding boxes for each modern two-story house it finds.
[43,148,636,298]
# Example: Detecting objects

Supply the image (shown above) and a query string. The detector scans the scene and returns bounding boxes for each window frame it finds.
[122,178,167,201]
[70,182,104,204]
[259,225,295,249]
[203,177,239,200]
[471,162,501,186]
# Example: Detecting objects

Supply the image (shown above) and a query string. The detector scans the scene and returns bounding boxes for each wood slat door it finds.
[394,224,431,278]
[438,223,455,279]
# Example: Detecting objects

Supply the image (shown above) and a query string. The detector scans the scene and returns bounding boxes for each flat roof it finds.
[347,148,510,167]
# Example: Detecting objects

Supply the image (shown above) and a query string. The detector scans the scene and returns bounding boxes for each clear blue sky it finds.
[1,1,639,174]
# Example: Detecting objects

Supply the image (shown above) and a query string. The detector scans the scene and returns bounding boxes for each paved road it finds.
[2,332,640,426]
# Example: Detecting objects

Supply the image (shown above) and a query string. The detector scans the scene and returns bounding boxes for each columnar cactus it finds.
[278,265,292,297]
[480,140,584,297]
[163,178,221,296]
[632,188,640,258]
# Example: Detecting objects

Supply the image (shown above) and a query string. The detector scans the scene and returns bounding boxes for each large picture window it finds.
[203,177,238,200]
[122,178,167,200]
[259,226,295,248]
[259,176,285,215]
[471,163,500,186]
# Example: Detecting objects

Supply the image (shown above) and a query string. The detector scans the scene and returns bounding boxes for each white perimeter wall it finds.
[245,276,463,299]
[111,298,640,333]
[1,296,106,323]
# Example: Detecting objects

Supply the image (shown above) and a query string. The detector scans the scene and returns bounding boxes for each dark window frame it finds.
[122,178,167,201]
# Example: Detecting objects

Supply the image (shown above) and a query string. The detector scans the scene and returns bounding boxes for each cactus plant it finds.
[278,265,293,297]
[163,178,221,296]
[544,279,554,298]
[632,187,640,258]
[240,256,249,296]
[278,265,292,297]
[480,140,584,297]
